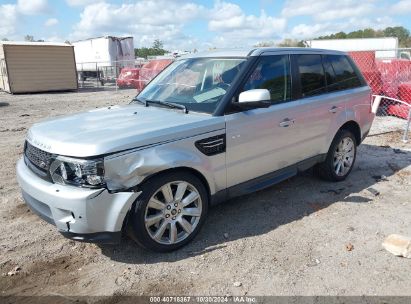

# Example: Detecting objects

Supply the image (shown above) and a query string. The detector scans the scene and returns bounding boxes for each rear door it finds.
[325,54,372,142]
[288,53,342,158]
[290,53,367,157]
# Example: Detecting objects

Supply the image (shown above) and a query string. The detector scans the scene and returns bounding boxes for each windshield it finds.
[136,57,247,114]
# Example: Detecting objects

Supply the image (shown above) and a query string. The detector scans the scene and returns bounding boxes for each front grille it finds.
[195,134,226,156]
[24,141,53,172]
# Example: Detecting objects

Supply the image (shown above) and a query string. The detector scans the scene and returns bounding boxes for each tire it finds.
[129,171,208,252]
[316,129,357,182]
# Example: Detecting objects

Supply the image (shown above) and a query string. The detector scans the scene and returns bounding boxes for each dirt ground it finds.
[0,89,410,298]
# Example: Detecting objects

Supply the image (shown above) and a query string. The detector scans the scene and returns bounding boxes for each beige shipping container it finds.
[0,42,78,94]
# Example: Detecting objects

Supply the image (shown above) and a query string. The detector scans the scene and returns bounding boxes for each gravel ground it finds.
[0,89,410,298]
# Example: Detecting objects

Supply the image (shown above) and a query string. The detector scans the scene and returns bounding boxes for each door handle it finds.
[329,106,341,113]
[279,118,295,127]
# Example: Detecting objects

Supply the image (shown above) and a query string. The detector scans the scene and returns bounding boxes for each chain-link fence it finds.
[348,49,411,142]
[76,58,173,92]
[76,59,145,90]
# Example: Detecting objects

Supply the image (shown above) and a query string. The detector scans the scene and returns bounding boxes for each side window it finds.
[243,55,291,104]
[325,55,362,91]
[297,54,326,97]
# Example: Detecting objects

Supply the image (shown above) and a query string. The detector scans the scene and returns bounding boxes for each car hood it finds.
[26,104,225,157]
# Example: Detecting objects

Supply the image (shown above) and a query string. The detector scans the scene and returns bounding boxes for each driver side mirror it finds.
[238,89,271,107]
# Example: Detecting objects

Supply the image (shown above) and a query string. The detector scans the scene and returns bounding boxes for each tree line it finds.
[316,26,411,47]
[134,39,168,58]
[264,26,411,48]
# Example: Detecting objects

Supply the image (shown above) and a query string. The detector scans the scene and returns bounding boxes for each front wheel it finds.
[316,129,357,182]
[129,171,208,252]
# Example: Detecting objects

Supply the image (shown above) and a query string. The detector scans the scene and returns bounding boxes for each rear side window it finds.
[324,55,362,91]
[296,54,326,97]
[243,55,291,104]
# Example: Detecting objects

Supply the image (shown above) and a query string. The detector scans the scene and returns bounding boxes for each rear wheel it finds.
[316,129,357,182]
[129,171,208,252]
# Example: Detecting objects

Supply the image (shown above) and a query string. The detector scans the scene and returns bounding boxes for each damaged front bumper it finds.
[16,158,140,244]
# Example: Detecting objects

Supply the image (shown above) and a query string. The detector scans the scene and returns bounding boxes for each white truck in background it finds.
[307,37,400,59]
[72,36,134,84]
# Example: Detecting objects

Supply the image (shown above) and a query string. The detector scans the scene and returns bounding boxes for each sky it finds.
[1,0,411,51]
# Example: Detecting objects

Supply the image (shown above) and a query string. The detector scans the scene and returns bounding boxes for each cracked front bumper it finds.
[16,158,140,244]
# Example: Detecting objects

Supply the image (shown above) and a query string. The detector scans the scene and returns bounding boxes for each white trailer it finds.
[72,36,134,83]
[307,37,398,58]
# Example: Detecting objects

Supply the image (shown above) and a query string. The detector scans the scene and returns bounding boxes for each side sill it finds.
[210,154,326,205]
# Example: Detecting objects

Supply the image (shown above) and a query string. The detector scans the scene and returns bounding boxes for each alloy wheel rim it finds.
[144,181,202,245]
[333,137,355,176]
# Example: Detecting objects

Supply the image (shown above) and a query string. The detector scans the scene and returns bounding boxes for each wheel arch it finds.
[339,120,362,145]
[136,166,212,204]
[121,166,212,236]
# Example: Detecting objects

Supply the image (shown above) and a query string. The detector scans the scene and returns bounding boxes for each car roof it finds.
[182,47,346,59]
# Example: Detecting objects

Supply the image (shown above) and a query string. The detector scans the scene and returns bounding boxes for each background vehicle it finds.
[116,59,173,90]
[17,48,374,252]
[116,67,142,89]
[134,59,173,91]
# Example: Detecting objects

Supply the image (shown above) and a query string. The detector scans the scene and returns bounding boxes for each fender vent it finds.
[195,134,226,156]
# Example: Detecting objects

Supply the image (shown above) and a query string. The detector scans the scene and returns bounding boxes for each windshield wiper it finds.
[131,97,147,106]
[145,99,188,114]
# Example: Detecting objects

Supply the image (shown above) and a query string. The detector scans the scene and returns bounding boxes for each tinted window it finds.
[243,55,291,104]
[325,55,362,91]
[297,54,326,97]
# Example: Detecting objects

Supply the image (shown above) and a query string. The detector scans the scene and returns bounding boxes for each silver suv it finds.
[17,48,374,252]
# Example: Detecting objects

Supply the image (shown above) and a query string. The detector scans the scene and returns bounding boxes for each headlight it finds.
[49,156,105,188]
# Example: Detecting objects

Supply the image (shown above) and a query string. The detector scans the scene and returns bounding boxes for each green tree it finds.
[296,40,306,47]
[152,39,164,50]
[334,31,347,39]
[383,26,410,47]
[313,26,411,47]
[23,35,44,42]
[24,35,35,42]
[1,38,9,41]
[135,40,168,59]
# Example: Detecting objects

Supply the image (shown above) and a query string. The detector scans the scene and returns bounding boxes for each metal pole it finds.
[96,63,98,88]
[81,63,84,88]
[402,108,411,143]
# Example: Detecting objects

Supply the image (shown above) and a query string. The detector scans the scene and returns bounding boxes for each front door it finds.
[225,54,303,189]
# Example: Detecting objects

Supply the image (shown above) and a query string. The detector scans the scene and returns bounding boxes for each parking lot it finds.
[0,89,410,297]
